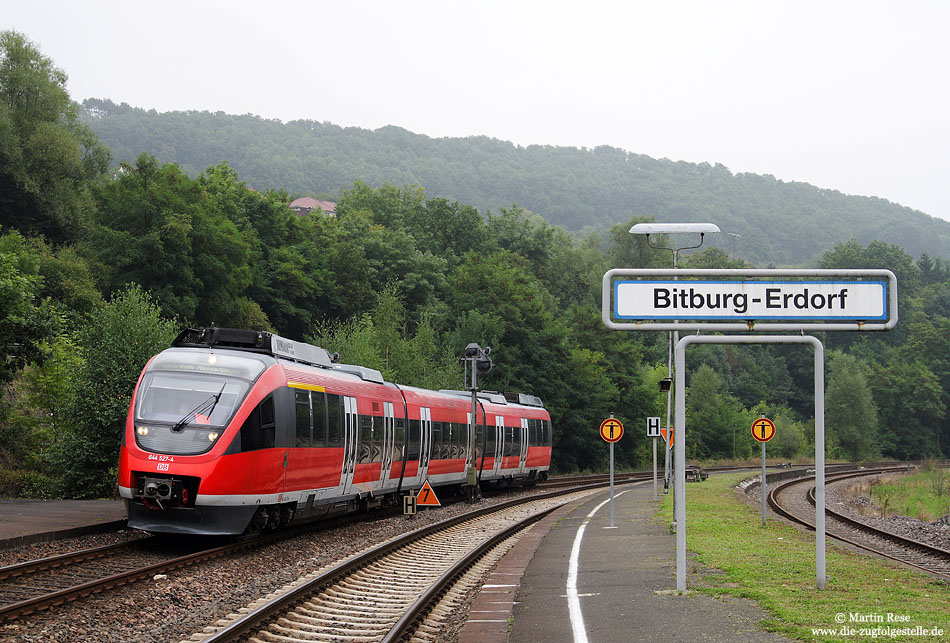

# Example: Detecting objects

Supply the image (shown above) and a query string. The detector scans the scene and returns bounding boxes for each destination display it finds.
[614,280,887,321]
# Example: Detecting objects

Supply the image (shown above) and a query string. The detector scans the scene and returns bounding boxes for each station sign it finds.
[601,269,898,332]
[615,280,886,321]
[646,416,662,438]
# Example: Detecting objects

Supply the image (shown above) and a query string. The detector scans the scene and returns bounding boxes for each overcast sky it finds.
[7,1,950,221]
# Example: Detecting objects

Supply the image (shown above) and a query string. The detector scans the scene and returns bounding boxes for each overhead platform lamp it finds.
[629,223,720,499]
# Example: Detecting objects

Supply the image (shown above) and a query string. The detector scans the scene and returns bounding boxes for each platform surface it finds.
[461,482,792,643]
[0,499,126,548]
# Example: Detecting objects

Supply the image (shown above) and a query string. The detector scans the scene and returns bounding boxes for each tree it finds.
[825,352,878,460]
[868,358,944,460]
[0,31,109,242]
[685,364,751,460]
[0,230,59,385]
[49,285,178,497]
[86,154,256,326]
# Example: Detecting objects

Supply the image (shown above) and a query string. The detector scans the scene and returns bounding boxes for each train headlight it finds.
[136,426,149,436]
[208,432,219,441]
[207,354,217,365]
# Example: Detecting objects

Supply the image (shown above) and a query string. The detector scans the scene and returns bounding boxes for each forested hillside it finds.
[2,32,949,500]
[81,98,950,267]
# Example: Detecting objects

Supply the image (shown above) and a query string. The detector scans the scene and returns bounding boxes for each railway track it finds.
[0,535,261,621]
[191,486,612,642]
[767,467,950,580]
[0,476,633,625]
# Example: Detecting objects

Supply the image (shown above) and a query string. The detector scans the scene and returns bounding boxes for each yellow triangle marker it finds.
[416,480,441,507]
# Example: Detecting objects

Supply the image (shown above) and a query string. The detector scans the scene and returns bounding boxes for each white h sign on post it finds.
[647,416,661,498]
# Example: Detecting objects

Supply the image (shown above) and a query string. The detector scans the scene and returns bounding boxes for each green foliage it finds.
[663,473,950,640]
[871,469,950,522]
[81,101,950,266]
[0,31,109,242]
[825,351,879,460]
[309,281,461,391]
[685,364,756,460]
[85,154,256,326]
[49,285,178,498]
[867,358,944,460]
[0,230,60,385]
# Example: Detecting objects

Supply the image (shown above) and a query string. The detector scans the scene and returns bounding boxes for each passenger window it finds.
[326,394,344,448]
[295,389,311,447]
[407,418,421,459]
[312,392,327,447]
[241,396,276,451]
[359,415,375,463]
[393,416,406,461]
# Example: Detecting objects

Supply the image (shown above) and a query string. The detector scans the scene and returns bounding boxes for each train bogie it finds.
[118,328,553,536]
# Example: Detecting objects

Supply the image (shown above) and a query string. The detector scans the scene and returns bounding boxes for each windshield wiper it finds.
[170,384,226,432]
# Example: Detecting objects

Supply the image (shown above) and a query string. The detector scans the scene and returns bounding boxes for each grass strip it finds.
[660,472,950,642]
[871,468,950,522]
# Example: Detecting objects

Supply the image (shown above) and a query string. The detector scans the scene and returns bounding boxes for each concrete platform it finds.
[460,482,793,643]
[0,499,126,550]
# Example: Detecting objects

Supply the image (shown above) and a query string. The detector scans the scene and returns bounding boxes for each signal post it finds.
[600,415,624,527]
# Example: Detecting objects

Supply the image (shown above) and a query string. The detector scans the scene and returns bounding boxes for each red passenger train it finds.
[118,328,553,535]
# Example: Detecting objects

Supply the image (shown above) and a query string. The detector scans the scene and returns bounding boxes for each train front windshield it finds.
[133,350,267,455]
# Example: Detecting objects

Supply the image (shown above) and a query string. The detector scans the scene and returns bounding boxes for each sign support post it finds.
[599,415,624,528]
[609,413,615,527]
[761,441,767,527]
[676,336,826,591]
[609,440,614,527]
[752,416,776,527]
[653,437,658,500]
[603,266,897,593]
[646,416,661,500]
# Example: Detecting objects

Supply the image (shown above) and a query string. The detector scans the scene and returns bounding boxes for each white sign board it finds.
[616,280,886,321]
[647,416,662,438]
[602,269,897,332]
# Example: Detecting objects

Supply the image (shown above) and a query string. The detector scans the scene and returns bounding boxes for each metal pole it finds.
[669,249,679,510]
[674,337,687,592]
[470,355,478,502]
[653,437,658,500]
[675,334,826,593]
[761,441,767,527]
[609,413,615,528]
[814,340,826,590]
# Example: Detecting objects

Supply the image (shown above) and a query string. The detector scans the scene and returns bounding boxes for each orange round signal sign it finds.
[600,418,624,443]
[751,417,776,442]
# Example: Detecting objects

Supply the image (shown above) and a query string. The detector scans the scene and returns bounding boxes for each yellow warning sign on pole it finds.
[600,417,624,443]
[751,418,776,442]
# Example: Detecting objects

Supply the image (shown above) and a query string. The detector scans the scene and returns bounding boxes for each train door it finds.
[492,416,504,476]
[418,406,432,481]
[466,412,475,471]
[379,401,395,488]
[519,417,529,473]
[340,396,358,495]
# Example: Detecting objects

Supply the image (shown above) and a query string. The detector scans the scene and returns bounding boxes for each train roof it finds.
[170,327,544,408]
[173,327,336,369]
